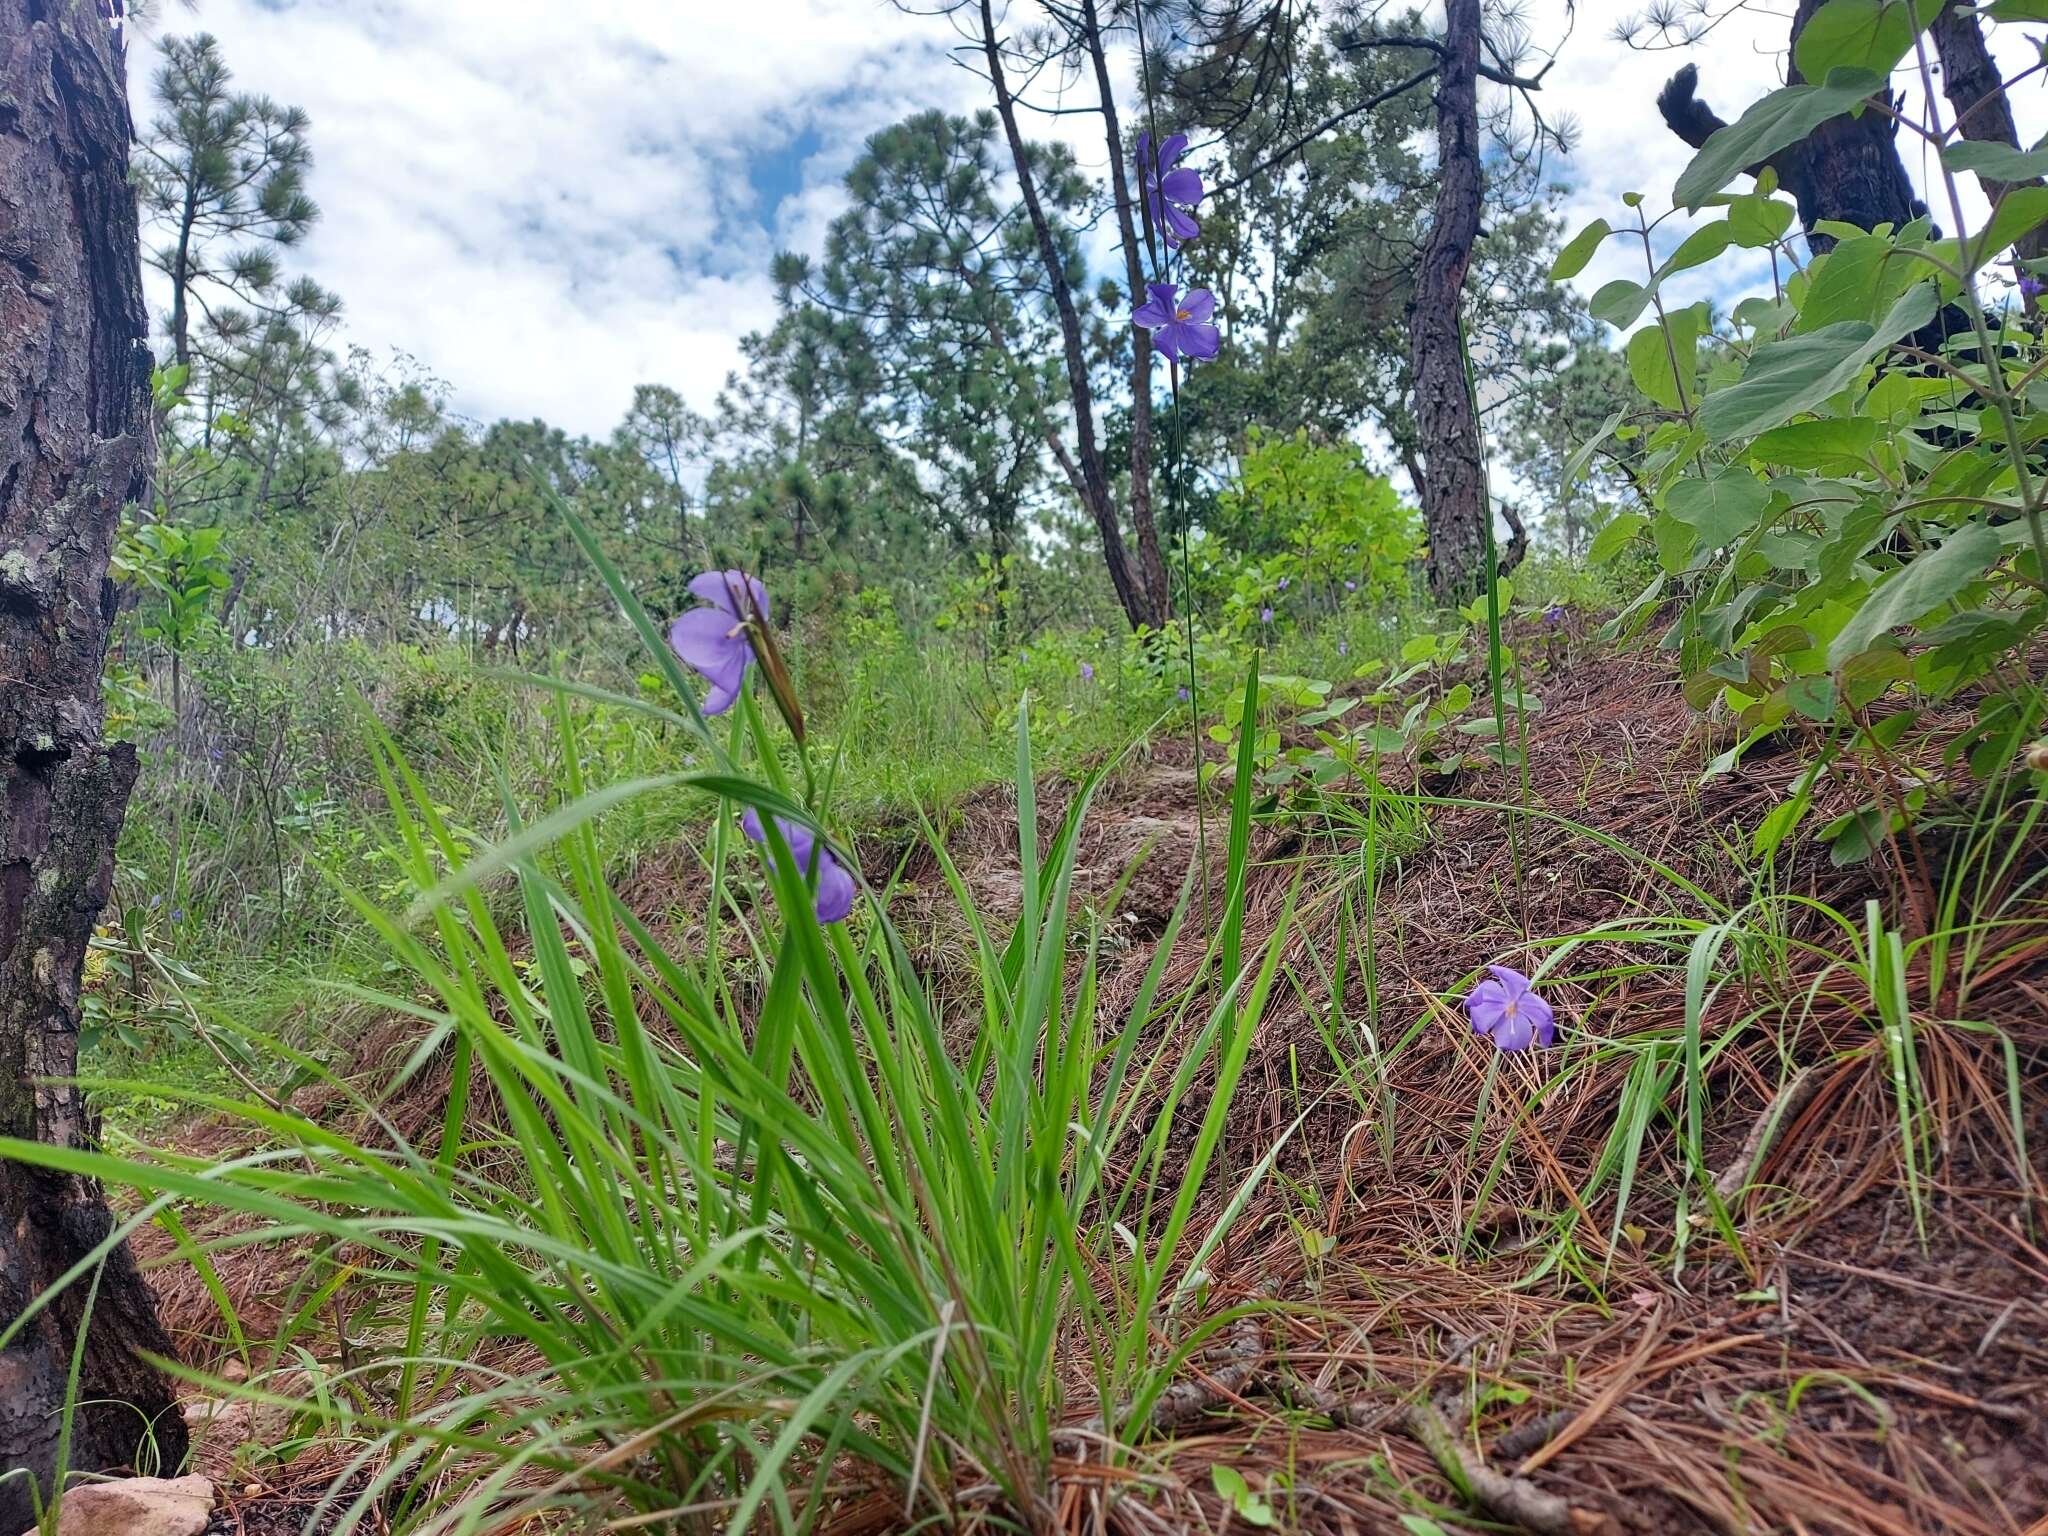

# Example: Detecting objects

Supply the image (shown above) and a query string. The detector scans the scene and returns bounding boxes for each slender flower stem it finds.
[1168,360,1213,933]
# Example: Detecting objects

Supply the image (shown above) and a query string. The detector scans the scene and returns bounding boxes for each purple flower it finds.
[669,570,769,716]
[1544,604,1566,626]
[1177,685,1191,701]
[1344,580,1357,592]
[1132,283,1221,362]
[1277,576,1290,591]
[1260,605,1273,624]
[1136,130,1203,247]
[1465,965,1556,1052]
[1079,661,1095,682]
[2023,275,2046,299]
[741,805,855,924]
[171,908,184,922]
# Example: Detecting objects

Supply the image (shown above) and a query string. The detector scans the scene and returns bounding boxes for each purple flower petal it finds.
[1171,319,1221,360]
[1156,131,1189,168]
[1159,166,1204,205]
[741,808,852,924]
[1466,966,1555,1052]
[1133,296,1173,330]
[812,855,857,923]
[688,569,770,621]
[702,672,745,715]
[1179,287,1216,323]
[669,607,745,674]
[1161,204,1201,245]
[1486,964,1533,1000]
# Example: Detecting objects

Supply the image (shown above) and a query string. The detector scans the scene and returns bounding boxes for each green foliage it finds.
[115,519,232,651]
[21,585,1294,1533]
[1565,93,2048,860]
[1211,427,1420,598]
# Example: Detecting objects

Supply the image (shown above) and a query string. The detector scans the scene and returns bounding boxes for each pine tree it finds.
[135,32,318,372]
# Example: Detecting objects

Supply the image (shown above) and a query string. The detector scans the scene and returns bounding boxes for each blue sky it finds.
[124,0,2048,439]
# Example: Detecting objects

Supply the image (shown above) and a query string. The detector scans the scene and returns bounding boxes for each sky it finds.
[123,0,2048,440]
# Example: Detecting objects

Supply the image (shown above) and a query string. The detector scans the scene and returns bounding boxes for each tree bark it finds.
[1657,0,1924,254]
[1,3,188,1523]
[975,0,1155,631]
[1409,0,1488,602]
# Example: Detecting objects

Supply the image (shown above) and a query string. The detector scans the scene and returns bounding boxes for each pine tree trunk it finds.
[1079,0,1170,629]
[975,0,1155,631]
[0,3,188,1523]
[1410,0,1488,602]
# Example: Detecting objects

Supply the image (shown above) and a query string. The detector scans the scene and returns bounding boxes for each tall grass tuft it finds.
[3,639,1290,1534]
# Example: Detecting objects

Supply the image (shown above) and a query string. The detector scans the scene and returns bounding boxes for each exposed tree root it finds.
[1401,1397,1621,1536]
[1715,1065,1826,1202]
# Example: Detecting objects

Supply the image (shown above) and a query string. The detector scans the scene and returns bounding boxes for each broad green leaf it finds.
[1964,184,2048,268]
[1787,674,1838,720]
[1674,69,1885,210]
[1839,645,1912,706]
[1667,468,1772,554]
[1746,417,1882,469]
[1561,405,1627,489]
[1988,0,2048,18]
[1701,281,1938,442]
[1943,138,2048,184]
[1793,0,1936,82]
[1628,307,1703,411]
[1794,234,1919,332]
[1729,193,1797,247]
[1826,522,2003,667]
[1552,218,1612,279]
[1816,500,1899,586]
[1656,221,1734,282]
[1591,278,1653,329]
[1588,511,1649,564]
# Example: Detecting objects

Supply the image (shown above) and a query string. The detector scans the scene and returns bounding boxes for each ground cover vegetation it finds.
[2,0,2046,1533]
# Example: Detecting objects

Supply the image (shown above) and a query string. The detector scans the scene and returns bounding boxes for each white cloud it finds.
[126,0,981,433]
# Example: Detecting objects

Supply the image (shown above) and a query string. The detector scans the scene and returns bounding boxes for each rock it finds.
[180,1394,253,1454]
[24,1476,214,1536]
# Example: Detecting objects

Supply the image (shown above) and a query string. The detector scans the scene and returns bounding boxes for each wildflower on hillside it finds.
[1544,604,1566,626]
[1277,576,1290,591]
[669,570,768,716]
[741,805,855,924]
[1178,685,1191,701]
[1466,964,1555,1052]
[1132,283,1220,362]
[1080,661,1095,682]
[1136,131,1203,247]
[1345,580,1357,592]
[1260,605,1273,624]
